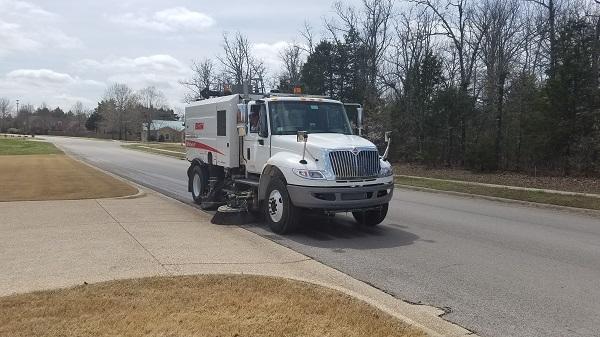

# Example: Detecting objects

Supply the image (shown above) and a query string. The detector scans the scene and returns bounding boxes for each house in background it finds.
[142,120,184,143]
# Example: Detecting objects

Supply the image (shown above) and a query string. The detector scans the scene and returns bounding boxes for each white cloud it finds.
[112,7,215,33]
[75,54,191,108]
[252,41,295,74]
[78,55,188,74]
[0,0,81,56]
[0,20,42,53]
[6,69,76,86]
[0,68,103,109]
[0,0,55,18]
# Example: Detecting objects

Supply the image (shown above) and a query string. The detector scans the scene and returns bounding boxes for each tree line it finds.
[87,84,177,141]
[0,98,90,136]
[185,0,600,176]
[0,84,177,141]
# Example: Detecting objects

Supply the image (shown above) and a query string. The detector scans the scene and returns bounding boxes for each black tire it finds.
[352,204,388,227]
[190,165,209,205]
[263,177,299,234]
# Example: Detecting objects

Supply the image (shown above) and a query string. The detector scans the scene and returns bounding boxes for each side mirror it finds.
[297,130,308,143]
[356,107,364,136]
[297,131,308,164]
[382,131,392,161]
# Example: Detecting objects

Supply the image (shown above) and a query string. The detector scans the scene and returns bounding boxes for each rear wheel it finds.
[191,165,209,206]
[352,204,388,227]
[264,177,299,234]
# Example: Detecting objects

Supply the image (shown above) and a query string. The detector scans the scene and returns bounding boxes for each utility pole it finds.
[16,99,20,134]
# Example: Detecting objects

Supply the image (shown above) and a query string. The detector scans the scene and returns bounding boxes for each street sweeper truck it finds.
[184,91,394,234]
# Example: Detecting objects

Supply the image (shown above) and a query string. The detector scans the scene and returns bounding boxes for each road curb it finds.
[396,184,600,217]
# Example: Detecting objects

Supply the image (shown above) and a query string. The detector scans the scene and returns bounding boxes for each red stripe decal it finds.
[185,140,224,155]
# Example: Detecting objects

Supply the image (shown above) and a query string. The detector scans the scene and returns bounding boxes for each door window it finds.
[258,104,268,138]
[249,105,260,133]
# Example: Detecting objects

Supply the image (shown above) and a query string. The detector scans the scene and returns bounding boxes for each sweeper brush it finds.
[210,205,253,225]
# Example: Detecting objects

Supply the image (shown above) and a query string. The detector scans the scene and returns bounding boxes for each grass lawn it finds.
[0,154,138,201]
[0,275,424,337]
[396,176,600,211]
[122,143,185,159]
[0,138,62,155]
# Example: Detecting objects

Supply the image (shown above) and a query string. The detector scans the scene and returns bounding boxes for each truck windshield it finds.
[269,101,353,135]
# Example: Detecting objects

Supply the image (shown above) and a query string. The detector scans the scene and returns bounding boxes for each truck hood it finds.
[270,134,379,167]
[272,134,376,152]
[269,133,385,174]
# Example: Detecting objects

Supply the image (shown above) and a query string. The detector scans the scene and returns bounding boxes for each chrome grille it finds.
[329,149,380,179]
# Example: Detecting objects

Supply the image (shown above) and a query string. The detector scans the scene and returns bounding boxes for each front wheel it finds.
[264,177,299,234]
[352,204,388,227]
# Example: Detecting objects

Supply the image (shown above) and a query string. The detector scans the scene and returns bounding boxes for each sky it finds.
[0,0,361,112]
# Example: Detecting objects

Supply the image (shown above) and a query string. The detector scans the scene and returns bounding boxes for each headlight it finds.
[379,165,393,177]
[293,169,326,180]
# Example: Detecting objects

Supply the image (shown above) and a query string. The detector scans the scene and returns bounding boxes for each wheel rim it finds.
[268,189,284,223]
[192,173,202,197]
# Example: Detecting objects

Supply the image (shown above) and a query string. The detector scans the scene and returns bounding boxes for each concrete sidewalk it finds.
[0,187,473,337]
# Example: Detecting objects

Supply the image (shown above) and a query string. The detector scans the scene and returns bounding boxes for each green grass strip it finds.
[395,176,600,211]
[0,138,62,156]
[122,144,185,159]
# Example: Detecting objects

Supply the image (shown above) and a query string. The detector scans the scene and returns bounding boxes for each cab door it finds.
[245,103,270,174]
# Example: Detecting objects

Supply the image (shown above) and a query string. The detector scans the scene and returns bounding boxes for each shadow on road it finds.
[245,213,426,250]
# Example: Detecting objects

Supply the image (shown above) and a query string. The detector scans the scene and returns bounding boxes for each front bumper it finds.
[287,182,394,211]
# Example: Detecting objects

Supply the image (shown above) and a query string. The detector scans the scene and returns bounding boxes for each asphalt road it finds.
[48,136,600,337]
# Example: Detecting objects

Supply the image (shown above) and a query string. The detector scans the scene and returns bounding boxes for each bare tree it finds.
[300,21,316,54]
[180,59,216,103]
[252,59,267,93]
[71,101,86,115]
[103,83,140,140]
[591,0,600,88]
[383,8,437,99]
[16,104,34,134]
[70,101,90,133]
[139,86,166,110]
[138,86,167,142]
[279,44,304,87]
[525,0,559,78]
[476,0,524,168]
[329,0,394,107]
[218,31,256,86]
[413,0,488,160]
[382,8,441,156]
[515,3,546,78]
[0,98,12,133]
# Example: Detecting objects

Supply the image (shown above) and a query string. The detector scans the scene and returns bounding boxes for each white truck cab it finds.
[185,93,394,234]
